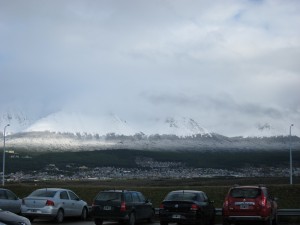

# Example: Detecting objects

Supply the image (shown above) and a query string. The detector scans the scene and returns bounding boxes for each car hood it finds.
[0,210,31,224]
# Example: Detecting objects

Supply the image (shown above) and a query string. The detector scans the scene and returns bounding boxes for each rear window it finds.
[96,192,122,201]
[30,189,57,197]
[165,192,198,201]
[230,188,261,198]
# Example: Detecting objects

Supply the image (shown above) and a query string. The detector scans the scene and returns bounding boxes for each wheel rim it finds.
[57,210,64,223]
[82,208,87,220]
[129,213,135,225]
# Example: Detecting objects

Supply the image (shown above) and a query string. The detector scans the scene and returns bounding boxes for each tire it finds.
[55,209,64,223]
[222,219,230,225]
[264,217,272,225]
[199,216,206,225]
[95,219,103,225]
[128,213,136,225]
[147,210,155,223]
[27,217,35,222]
[272,213,278,225]
[81,207,88,221]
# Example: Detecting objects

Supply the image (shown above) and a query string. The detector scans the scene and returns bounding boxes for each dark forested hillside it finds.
[4,149,300,173]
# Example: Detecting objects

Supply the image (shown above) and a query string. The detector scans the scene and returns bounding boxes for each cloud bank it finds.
[0,0,299,136]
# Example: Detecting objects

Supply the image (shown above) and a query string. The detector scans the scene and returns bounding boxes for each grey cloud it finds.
[0,0,299,136]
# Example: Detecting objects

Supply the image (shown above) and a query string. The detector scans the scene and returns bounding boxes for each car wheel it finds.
[148,210,155,223]
[81,207,88,221]
[222,219,230,225]
[160,221,168,225]
[128,212,136,225]
[95,219,103,225]
[55,209,64,223]
[264,217,272,225]
[272,213,278,225]
[27,216,35,222]
[199,216,206,225]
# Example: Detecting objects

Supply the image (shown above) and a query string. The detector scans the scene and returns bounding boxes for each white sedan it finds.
[21,188,88,223]
[0,209,31,225]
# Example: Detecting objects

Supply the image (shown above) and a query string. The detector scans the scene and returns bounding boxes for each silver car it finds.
[0,188,22,214]
[21,188,88,223]
[0,209,31,225]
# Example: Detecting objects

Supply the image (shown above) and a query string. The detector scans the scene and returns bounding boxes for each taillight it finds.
[223,198,229,207]
[120,201,126,212]
[46,200,55,206]
[159,203,164,209]
[190,204,199,211]
[260,197,267,207]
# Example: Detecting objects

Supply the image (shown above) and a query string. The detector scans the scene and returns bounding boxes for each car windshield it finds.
[230,188,261,198]
[165,192,198,201]
[96,192,122,201]
[30,189,57,197]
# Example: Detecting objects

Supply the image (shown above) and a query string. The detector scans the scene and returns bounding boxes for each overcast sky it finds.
[0,0,299,137]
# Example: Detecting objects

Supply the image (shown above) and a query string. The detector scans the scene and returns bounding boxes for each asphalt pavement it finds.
[31,220,299,225]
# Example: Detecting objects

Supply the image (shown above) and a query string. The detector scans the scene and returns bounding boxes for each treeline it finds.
[5,149,300,173]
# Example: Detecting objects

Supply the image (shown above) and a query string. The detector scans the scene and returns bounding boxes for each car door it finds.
[137,192,152,219]
[201,193,214,219]
[131,192,143,220]
[0,189,21,214]
[68,191,82,216]
[59,190,72,216]
[6,190,21,214]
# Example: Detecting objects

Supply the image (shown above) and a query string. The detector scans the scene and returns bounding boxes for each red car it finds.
[222,185,278,225]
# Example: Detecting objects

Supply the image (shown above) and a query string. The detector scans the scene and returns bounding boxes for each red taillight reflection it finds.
[46,200,55,206]
[159,203,164,209]
[260,197,267,207]
[120,201,126,212]
[223,198,229,207]
[190,204,199,211]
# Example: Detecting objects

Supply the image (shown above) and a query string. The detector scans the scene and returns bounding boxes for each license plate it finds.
[30,209,37,212]
[240,204,249,209]
[103,206,112,210]
[172,214,181,219]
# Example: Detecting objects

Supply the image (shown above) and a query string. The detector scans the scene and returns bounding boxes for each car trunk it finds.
[162,200,196,213]
[228,197,261,216]
[23,197,49,208]
[93,200,123,216]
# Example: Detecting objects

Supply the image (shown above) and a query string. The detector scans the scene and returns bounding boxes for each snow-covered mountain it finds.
[1,109,300,152]
[23,110,210,137]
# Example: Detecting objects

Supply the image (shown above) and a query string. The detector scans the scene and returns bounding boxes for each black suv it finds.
[92,190,154,225]
[159,190,215,225]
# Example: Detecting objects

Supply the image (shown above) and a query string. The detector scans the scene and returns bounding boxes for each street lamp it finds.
[2,124,10,186]
[289,124,294,185]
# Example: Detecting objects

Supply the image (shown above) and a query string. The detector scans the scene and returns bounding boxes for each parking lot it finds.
[33,220,222,225]
[31,219,299,225]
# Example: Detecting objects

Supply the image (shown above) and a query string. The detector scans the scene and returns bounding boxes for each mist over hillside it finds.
[3,131,300,152]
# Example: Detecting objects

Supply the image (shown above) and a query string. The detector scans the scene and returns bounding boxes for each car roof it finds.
[230,185,266,189]
[0,188,10,191]
[169,190,205,194]
[35,188,72,192]
[101,190,136,192]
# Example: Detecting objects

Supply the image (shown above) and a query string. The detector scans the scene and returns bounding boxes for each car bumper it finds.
[225,215,270,221]
[159,211,200,224]
[21,206,58,218]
